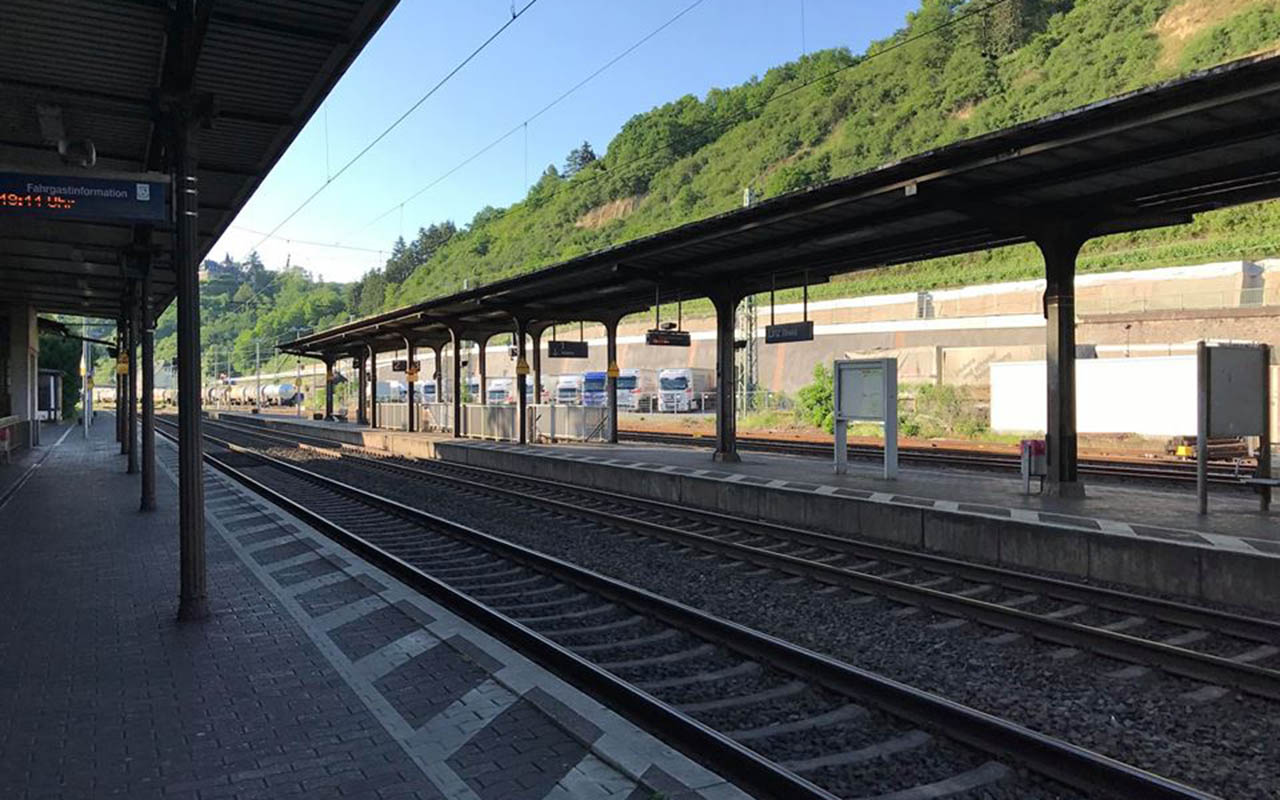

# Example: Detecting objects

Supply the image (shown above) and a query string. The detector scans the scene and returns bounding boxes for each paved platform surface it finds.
[0,420,73,507]
[451,440,1280,555]
[0,418,742,799]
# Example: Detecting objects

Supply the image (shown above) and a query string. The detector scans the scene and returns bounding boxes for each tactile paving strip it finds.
[159,438,746,800]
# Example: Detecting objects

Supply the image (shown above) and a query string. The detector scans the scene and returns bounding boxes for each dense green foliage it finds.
[166,0,1280,370]
[797,364,836,433]
[794,364,989,438]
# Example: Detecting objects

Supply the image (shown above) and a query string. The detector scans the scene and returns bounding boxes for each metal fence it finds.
[529,405,609,442]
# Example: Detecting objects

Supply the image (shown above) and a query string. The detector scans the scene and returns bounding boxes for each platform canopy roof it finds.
[0,0,399,319]
[282,53,1280,359]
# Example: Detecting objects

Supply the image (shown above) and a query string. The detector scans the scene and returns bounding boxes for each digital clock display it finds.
[0,192,77,211]
[0,171,167,222]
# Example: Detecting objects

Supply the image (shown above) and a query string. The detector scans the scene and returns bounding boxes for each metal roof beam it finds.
[0,79,293,128]
[210,10,353,46]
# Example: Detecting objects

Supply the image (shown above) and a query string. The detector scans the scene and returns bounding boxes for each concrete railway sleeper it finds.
[159,418,1218,800]
[195,415,1280,703]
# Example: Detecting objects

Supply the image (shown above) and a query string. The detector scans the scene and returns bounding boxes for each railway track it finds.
[161,416,1235,799]
[198,415,1280,703]
[617,430,1254,485]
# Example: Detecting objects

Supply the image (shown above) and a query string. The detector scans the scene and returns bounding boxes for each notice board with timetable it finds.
[833,358,898,477]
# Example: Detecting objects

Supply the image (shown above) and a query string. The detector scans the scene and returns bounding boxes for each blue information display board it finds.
[0,171,168,222]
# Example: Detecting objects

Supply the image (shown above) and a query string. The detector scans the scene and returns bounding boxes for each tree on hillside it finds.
[412,221,457,265]
[383,236,412,283]
[563,141,597,177]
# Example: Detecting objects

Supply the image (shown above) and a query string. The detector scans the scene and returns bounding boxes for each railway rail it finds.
[197,415,1280,704]
[157,415,1229,800]
[617,430,1255,485]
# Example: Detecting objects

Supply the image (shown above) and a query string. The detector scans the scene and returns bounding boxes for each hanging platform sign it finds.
[391,359,420,373]
[646,329,691,347]
[548,340,588,358]
[0,171,168,222]
[765,320,814,344]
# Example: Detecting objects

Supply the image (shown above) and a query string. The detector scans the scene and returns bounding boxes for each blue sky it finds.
[216,0,920,283]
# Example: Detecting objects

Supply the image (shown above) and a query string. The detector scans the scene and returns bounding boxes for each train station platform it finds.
[207,410,450,460]
[432,440,1280,615]
[0,417,743,800]
[0,420,73,507]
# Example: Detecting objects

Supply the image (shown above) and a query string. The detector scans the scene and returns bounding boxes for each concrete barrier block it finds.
[1087,535,1201,598]
[547,458,585,486]
[680,475,721,513]
[716,481,761,520]
[589,463,633,494]
[434,442,470,465]
[999,522,1089,577]
[802,493,852,536]
[528,454,563,481]
[758,488,806,529]
[857,502,924,548]
[629,469,682,504]
[1197,549,1280,613]
[923,511,1001,562]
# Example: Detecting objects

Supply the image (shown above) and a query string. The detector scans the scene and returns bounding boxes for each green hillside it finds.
[162,0,1280,378]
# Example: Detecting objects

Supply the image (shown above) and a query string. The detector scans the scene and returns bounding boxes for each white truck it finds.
[555,375,583,405]
[617,368,659,412]
[487,377,515,404]
[658,367,715,412]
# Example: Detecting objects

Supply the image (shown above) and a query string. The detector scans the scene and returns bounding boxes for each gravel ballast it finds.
[256,443,1279,799]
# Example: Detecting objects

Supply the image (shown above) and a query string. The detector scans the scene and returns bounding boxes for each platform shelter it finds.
[280,54,1280,499]
[0,0,400,618]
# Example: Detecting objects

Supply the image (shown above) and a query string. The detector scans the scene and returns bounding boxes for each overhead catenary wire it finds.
[349,0,1009,244]
[227,0,542,313]
[504,0,1017,215]
[242,0,1015,312]
[348,0,711,238]
[249,0,541,254]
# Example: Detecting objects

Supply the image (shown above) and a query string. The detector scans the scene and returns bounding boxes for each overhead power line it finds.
[248,0,543,253]
[229,0,541,312]
[349,0,710,238]
[352,0,1009,245]
[237,0,1011,311]
[228,226,387,255]
[519,0,1017,211]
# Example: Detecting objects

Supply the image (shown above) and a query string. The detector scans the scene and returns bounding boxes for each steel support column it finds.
[712,293,742,462]
[515,320,529,445]
[367,344,378,429]
[403,338,416,432]
[140,271,157,510]
[171,102,208,620]
[126,280,139,475]
[116,320,125,446]
[530,327,543,406]
[605,318,619,444]
[323,357,335,420]
[1038,231,1086,498]
[429,343,443,402]
[475,338,488,405]
[451,329,463,438]
[356,353,367,425]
